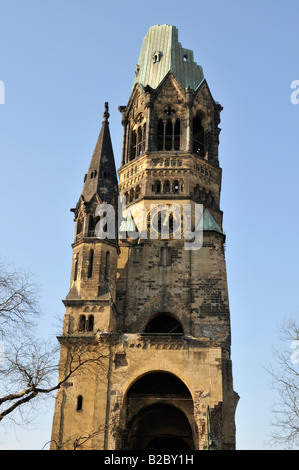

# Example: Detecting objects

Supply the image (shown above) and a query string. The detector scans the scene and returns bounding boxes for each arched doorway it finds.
[123,372,195,450]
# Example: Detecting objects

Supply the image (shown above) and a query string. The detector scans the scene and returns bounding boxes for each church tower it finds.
[50,25,239,451]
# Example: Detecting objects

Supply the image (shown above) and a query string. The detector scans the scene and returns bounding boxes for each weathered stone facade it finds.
[50,24,238,451]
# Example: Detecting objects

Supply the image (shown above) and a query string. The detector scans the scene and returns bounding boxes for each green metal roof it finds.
[133,24,204,91]
[195,209,223,234]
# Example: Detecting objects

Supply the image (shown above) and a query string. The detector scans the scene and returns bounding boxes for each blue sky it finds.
[1,0,299,450]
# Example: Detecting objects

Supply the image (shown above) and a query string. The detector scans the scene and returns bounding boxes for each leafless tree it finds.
[268,319,299,449]
[0,259,108,430]
[0,334,108,424]
[0,258,40,338]
[47,415,117,450]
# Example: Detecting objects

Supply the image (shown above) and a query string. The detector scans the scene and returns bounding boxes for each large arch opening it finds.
[122,372,195,450]
[127,404,194,451]
[144,314,183,335]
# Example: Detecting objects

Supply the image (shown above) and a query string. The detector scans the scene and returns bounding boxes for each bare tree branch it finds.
[267,319,299,449]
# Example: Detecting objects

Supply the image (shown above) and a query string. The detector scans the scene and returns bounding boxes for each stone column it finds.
[185,86,194,152]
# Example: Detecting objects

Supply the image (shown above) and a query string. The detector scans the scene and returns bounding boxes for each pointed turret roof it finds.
[119,210,138,233]
[132,24,204,91]
[195,209,223,234]
[81,102,118,204]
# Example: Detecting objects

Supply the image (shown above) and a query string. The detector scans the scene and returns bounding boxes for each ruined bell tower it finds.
[50,24,239,451]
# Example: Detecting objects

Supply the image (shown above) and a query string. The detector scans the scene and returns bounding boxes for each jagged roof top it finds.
[81,103,118,204]
[132,24,204,91]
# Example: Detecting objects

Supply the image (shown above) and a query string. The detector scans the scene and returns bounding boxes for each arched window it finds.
[79,315,86,332]
[87,315,94,332]
[131,125,146,160]
[154,180,161,194]
[163,180,170,194]
[144,314,183,335]
[130,130,137,161]
[88,216,95,237]
[125,373,194,450]
[193,114,206,157]
[76,395,83,412]
[88,249,94,279]
[157,118,180,151]
[173,180,180,193]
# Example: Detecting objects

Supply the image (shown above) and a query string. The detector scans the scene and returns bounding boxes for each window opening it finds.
[157,116,180,151]
[144,315,183,335]
[79,315,86,332]
[76,218,83,235]
[165,119,173,151]
[193,115,206,157]
[87,315,94,332]
[88,249,94,279]
[76,395,83,411]
[164,180,170,194]
[173,180,180,193]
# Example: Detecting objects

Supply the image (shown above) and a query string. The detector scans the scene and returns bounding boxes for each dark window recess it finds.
[157,118,180,151]
[78,314,94,332]
[79,314,86,332]
[88,249,94,278]
[76,218,83,235]
[144,315,183,335]
[127,372,190,396]
[76,395,83,411]
[115,353,128,369]
[130,124,146,160]
[193,115,206,157]
[87,314,94,332]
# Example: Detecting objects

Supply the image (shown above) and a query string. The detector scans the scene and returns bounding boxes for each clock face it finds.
[147,204,185,239]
